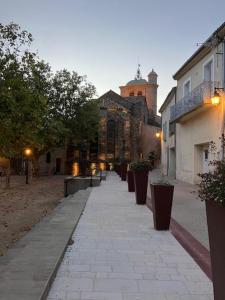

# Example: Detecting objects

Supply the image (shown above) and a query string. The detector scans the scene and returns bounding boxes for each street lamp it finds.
[24,148,32,184]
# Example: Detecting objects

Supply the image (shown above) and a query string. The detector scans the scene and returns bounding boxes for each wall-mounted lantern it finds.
[211,88,224,105]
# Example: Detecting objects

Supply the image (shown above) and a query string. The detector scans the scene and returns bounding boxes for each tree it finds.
[48,69,99,145]
[0,23,50,185]
[0,23,99,183]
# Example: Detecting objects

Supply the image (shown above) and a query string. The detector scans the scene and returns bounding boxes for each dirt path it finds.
[0,175,66,256]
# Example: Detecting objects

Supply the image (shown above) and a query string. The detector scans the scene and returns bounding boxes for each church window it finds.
[107,120,116,154]
[129,92,134,96]
[137,91,142,96]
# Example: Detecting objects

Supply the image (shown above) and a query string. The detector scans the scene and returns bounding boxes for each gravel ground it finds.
[0,175,66,256]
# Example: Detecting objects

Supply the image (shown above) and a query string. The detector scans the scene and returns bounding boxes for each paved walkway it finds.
[148,170,209,249]
[0,188,91,300]
[48,172,213,300]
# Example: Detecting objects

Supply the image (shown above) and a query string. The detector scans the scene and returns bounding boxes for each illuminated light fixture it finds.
[211,90,220,105]
[211,87,224,105]
[91,163,96,175]
[99,162,105,171]
[155,132,161,139]
[72,162,79,176]
[24,148,32,157]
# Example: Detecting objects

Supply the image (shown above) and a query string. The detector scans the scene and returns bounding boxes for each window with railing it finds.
[170,81,216,121]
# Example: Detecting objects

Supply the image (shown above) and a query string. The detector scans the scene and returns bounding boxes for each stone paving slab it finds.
[48,173,213,300]
[0,188,92,300]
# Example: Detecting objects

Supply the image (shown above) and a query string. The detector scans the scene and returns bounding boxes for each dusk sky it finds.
[1,0,225,112]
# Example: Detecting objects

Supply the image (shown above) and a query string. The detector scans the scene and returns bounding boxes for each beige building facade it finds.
[159,87,176,177]
[167,22,225,184]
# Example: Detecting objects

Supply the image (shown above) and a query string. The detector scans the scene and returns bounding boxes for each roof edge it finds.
[159,87,176,113]
[173,22,225,80]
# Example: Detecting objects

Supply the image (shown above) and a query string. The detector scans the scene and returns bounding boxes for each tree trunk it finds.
[5,159,11,188]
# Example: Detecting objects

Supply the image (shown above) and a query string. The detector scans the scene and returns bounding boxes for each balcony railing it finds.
[170,81,217,122]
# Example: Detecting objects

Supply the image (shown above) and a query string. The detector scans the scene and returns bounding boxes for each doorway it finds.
[55,158,61,174]
[202,146,209,173]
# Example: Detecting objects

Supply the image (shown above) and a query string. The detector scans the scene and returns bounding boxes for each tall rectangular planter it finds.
[150,184,174,230]
[133,170,149,205]
[206,200,225,300]
[127,170,135,192]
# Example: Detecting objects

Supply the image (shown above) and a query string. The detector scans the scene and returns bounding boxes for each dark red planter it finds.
[206,200,225,300]
[150,184,174,230]
[133,170,149,205]
[127,170,135,192]
[120,163,127,181]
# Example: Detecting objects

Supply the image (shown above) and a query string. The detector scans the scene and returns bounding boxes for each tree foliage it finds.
[48,69,99,144]
[0,22,50,158]
[0,22,99,165]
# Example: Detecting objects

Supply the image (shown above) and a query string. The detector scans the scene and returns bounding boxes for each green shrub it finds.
[129,160,152,172]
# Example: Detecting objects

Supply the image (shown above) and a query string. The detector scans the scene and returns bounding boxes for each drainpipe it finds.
[174,88,177,179]
[222,40,225,159]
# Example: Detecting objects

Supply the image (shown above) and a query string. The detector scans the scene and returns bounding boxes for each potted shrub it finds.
[150,177,174,230]
[127,165,135,192]
[198,136,225,300]
[130,160,152,204]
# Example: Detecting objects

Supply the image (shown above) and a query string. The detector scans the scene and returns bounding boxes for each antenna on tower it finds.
[135,64,142,80]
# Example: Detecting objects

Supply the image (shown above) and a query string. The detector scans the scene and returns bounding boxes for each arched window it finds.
[129,92,134,96]
[107,120,116,154]
[137,91,142,96]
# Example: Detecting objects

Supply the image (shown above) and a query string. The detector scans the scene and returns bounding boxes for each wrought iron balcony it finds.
[170,81,216,122]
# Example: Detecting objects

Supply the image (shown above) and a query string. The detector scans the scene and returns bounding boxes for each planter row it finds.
[116,168,174,231]
[116,166,225,300]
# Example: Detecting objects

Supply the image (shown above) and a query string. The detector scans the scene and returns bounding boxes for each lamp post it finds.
[24,148,32,184]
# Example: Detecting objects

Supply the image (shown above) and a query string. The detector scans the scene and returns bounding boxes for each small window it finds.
[204,60,213,82]
[129,92,134,96]
[137,91,142,96]
[204,150,209,160]
[183,80,191,97]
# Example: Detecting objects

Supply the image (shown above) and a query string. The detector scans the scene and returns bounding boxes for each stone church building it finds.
[37,67,161,175]
[96,66,161,164]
